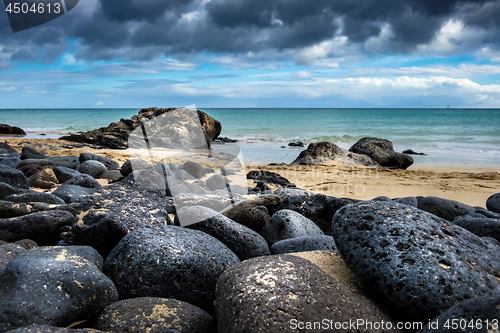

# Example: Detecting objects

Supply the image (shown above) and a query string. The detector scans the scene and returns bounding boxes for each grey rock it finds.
[46,155,80,169]
[417,196,475,221]
[0,142,17,154]
[261,209,324,245]
[173,169,195,180]
[77,160,107,178]
[79,153,119,170]
[180,161,206,179]
[247,170,296,188]
[178,206,270,260]
[0,210,74,244]
[394,196,419,207]
[98,170,122,181]
[332,201,500,322]
[372,195,392,201]
[0,182,25,200]
[17,159,55,170]
[104,227,239,311]
[292,141,377,166]
[0,165,29,189]
[0,157,21,168]
[3,190,65,205]
[20,146,45,160]
[349,137,413,169]
[27,169,58,189]
[205,174,227,191]
[52,166,80,183]
[0,243,26,273]
[166,177,206,197]
[215,255,398,333]
[13,239,38,249]
[475,208,500,219]
[67,179,172,256]
[52,184,97,204]
[419,295,500,332]
[63,174,102,189]
[94,297,216,333]
[276,187,357,235]
[271,235,337,254]
[0,246,118,331]
[452,213,500,242]
[486,193,500,214]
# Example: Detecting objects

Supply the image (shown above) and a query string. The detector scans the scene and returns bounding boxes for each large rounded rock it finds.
[332,201,500,322]
[47,155,80,169]
[180,161,206,179]
[0,246,118,331]
[0,165,29,189]
[292,141,377,166]
[94,297,216,333]
[0,182,25,200]
[215,255,398,333]
[0,124,25,136]
[63,174,102,189]
[0,210,74,244]
[417,196,475,221]
[20,147,45,160]
[487,193,500,214]
[119,159,152,177]
[77,160,107,178]
[419,295,500,332]
[178,206,270,260]
[349,137,413,169]
[79,153,119,170]
[261,209,324,245]
[205,174,227,191]
[67,179,172,256]
[0,243,26,273]
[104,227,239,311]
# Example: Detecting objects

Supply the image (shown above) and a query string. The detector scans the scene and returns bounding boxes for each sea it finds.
[1,108,499,166]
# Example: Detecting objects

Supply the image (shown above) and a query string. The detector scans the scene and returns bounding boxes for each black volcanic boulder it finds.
[349,137,413,169]
[419,295,500,333]
[94,297,216,333]
[292,141,376,166]
[61,107,222,149]
[177,206,270,260]
[332,201,500,322]
[65,175,171,257]
[0,165,29,189]
[104,227,239,311]
[0,210,74,244]
[487,193,500,214]
[79,153,119,170]
[452,213,500,242]
[417,196,475,222]
[215,255,398,333]
[0,246,118,332]
[0,124,26,136]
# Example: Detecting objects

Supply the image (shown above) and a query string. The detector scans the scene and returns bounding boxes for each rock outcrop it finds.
[60,107,222,149]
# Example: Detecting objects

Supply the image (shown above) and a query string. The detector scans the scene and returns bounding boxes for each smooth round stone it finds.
[104,227,239,311]
[77,160,107,178]
[261,209,324,245]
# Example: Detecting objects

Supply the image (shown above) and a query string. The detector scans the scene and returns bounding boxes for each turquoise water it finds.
[1,108,499,165]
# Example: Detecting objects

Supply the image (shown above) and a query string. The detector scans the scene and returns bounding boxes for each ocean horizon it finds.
[1,107,499,166]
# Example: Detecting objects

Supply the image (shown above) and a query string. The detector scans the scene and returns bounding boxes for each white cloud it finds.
[418,20,491,55]
[0,87,18,92]
[95,101,104,106]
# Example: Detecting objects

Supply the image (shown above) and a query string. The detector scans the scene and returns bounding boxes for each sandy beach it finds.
[3,137,499,208]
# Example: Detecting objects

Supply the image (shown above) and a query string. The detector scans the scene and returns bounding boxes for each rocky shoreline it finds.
[0,108,499,332]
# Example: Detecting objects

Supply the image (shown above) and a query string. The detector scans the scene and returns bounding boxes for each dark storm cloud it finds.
[0,0,499,65]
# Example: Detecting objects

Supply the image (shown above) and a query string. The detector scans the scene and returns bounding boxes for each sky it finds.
[1,0,500,108]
